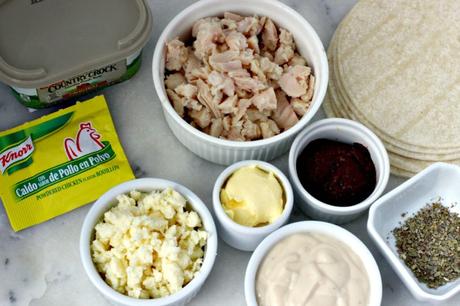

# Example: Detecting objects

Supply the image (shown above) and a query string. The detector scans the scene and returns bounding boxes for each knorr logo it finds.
[0,137,35,174]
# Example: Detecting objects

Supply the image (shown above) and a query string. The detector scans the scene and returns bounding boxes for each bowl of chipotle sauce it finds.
[288,118,390,224]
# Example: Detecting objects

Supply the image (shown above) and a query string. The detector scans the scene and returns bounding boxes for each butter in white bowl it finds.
[220,165,284,227]
[213,160,293,251]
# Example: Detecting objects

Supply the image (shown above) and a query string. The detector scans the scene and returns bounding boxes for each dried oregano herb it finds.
[393,202,460,288]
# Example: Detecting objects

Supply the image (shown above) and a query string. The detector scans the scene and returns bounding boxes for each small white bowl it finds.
[80,178,218,306]
[152,0,328,165]
[368,162,460,303]
[288,118,390,224]
[244,221,382,306]
[212,160,293,251]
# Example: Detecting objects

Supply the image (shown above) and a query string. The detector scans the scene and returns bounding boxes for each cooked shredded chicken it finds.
[164,13,314,141]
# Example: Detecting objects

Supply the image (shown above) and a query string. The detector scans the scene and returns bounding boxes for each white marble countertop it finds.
[0,0,458,305]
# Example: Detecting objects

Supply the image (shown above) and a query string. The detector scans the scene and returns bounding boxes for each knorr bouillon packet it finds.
[0,95,134,231]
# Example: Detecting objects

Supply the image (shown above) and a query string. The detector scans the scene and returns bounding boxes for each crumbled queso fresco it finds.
[91,188,208,299]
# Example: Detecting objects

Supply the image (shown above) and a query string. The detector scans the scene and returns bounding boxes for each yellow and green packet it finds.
[0,95,134,231]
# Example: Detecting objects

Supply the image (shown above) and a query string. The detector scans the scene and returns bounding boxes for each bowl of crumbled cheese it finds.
[80,178,218,306]
[152,0,328,165]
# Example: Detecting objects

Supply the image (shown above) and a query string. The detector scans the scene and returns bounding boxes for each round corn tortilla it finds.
[332,46,460,156]
[389,151,460,174]
[335,0,460,150]
[323,95,415,178]
[324,66,460,177]
[326,19,460,159]
[323,96,460,177]
[330,24,460,155]
[327,60,460,159]
[323,1,460,176]
[328,73,460,160]
[390,165,415,179]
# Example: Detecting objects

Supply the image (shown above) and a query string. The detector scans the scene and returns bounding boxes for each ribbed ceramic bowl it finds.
[289,118,390,224]
[212,160,294,251]
[80,178,218,306]
[244,221,383,306]
[152,0,328,165]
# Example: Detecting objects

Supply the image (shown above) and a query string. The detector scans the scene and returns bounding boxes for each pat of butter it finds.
[220,166,284,227]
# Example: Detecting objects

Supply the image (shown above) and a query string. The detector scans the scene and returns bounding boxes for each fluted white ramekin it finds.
[245,221,382,306]
[289,118,390,224]
[152,0,328,165]
[80,178,218,306]
[212,160,294,251]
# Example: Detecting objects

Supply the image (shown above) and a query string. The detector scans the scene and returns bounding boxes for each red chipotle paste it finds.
[297,139,376,207]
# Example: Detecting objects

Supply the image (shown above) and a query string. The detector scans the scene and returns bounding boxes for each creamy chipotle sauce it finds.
[256,233,370,306]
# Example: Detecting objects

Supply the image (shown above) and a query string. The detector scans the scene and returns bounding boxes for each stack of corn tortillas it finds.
[323,0,460,177]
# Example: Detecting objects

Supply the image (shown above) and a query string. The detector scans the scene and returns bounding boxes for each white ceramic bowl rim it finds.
[244,221,383,306]
[289,118,390,214]
[80,178,218,306]
[367,162,460,302]
[152,0,329,149]
[212,160,294,234]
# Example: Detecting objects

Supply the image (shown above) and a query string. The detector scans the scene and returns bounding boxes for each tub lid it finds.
[0,0,152,88]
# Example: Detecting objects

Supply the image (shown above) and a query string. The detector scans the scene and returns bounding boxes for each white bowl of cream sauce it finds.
[244,221,382,306]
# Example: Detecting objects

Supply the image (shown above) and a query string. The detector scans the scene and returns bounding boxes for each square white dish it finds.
[368,162,460,303]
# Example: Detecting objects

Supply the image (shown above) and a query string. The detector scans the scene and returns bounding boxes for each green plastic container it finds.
[0,0,152,108]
